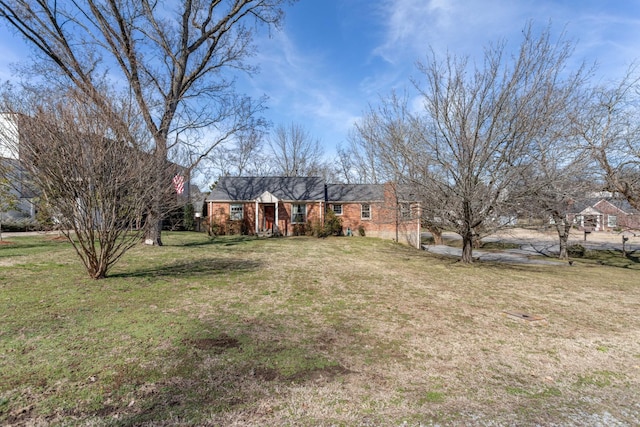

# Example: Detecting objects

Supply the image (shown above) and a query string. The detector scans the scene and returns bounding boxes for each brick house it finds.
[205,176,421,248]
[568,198,640,232]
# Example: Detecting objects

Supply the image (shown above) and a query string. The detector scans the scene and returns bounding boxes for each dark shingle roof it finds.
[326,184,384,202]
[206,176,325,202]
[207,177,420,203]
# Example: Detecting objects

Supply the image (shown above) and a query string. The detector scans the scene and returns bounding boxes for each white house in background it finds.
[1,113,193,225]
[0,113,36,221]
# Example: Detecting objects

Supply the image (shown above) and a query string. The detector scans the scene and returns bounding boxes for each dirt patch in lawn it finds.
[2,233,639,426]
[185,333,240,352]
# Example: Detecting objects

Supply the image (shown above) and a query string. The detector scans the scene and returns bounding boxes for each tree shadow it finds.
[0,239,69,254]
[175,235,259,248]
[624,250,640,264]
[92,317,356,425]
[110,257,263,279]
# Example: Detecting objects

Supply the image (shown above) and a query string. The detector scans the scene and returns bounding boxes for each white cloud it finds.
[246,29,362,147]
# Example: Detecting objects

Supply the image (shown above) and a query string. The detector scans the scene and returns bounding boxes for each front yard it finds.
[1,233,639,425]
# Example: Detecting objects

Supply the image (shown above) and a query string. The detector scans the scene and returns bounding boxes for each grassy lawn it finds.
[1,233,639,426]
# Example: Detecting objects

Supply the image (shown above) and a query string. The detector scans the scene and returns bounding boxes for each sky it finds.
[1,0,640,162]
[245,0,640,157]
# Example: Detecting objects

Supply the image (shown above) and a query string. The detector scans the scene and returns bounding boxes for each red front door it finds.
[264,205,275,231]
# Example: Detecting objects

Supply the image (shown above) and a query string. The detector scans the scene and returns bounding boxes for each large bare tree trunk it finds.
[146,210,164,246]
[426,224,443,245]
[461,229,474,263]
[0,0,289,247]
[552,214,573,260]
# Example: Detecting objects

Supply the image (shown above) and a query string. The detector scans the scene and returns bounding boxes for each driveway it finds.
[422,228,640,265]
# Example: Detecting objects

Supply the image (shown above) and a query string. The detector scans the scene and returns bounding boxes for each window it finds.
[230,204,243,220]
[292,203,306,223]
[331,204,343,215]
[361,203,371,220]
[400,203,411,219]
[608,215,617,228]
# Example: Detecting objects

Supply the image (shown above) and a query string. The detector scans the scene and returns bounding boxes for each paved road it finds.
[422,229,640,265]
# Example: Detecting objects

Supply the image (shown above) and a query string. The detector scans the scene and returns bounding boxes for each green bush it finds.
[183,203,195,231]
[568,244,586,257]
[323,210,343,236]
[0,219,43,232]
[358,224,366,237]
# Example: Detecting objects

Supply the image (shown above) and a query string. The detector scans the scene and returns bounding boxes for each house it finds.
[568,198,640,232]
[0,113,191,226]
[205,176,421,248]
[0,115,37,221]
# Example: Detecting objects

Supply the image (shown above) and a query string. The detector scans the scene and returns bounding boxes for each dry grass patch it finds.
[1,233,639,426]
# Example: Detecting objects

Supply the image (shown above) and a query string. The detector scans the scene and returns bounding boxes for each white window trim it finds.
[332,204,343,215]
[230,203,243,220]
[292,203,306,224]
[608,215,617,228]
[361,203,371,220]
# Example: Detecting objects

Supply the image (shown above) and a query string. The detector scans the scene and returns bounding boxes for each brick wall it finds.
[593,200,640,230]
[329,187,421,248]
[207,186,421,247]
[208,201,324,236]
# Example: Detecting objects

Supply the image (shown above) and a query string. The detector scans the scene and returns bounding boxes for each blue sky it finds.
[1,0,640,160]
[246,0,640,157]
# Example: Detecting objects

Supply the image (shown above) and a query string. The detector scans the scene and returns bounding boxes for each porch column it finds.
[255,200,259,234]
[275,202,279,234]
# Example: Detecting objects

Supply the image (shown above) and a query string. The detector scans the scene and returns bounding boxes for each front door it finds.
[264,205,275,231]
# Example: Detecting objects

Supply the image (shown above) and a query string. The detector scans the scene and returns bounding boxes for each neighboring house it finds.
[206,176,421,248]
[568,198,640,232]
[0,115,37,221]
[0,113,190,225]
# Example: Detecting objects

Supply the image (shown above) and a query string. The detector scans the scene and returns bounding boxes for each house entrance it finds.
[264,205,275,231]
[583,214,599,231]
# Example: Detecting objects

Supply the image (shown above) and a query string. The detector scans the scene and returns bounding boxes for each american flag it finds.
[172,174,185,195]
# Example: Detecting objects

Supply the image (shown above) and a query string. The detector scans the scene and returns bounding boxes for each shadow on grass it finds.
[0,239,71,257]
[93,318,355,426]
[181,235,259,248]
[110,257,263,279]
[581,249,640,269]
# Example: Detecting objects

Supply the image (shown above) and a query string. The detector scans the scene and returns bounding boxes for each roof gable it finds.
[572,197,638,214]
[579,206,601,215]
[257,191,278,203]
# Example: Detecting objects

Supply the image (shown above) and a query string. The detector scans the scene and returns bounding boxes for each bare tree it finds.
[573,67,640,211]
[410,25,585,263]
[520,140,594,260]
[267,123,327,177]
[343,129,384,185]
[204,129,268,179]
[1,89,171,279]
[0,0,292,245]
[349,92,445,244]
